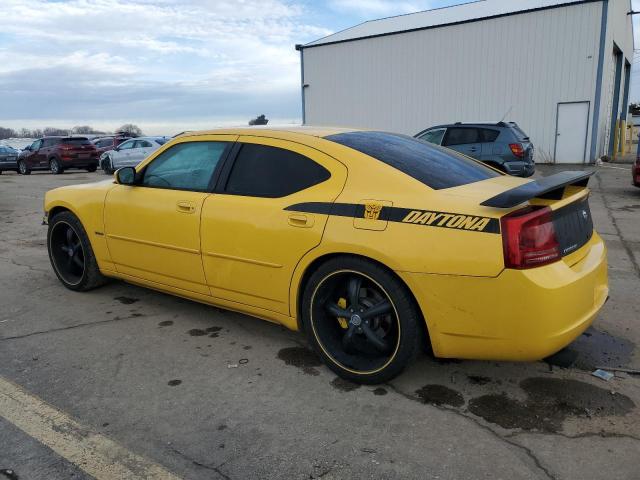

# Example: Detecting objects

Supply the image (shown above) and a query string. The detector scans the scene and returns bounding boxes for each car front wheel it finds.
[47,211,108,291]
[18,160,31,175]
[101,156,114,174]
[302,256,423,384]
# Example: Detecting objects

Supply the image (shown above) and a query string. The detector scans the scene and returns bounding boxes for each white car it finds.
[100,136,169,174]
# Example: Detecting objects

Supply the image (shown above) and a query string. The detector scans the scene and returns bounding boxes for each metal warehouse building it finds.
[297,0,634,164]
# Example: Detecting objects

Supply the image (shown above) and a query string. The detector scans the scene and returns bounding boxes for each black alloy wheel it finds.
[302,257,422,384]
[49,221,85,286]
[47,211,108,291]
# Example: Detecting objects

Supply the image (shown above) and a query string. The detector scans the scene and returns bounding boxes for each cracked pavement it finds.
[1,166,639,480]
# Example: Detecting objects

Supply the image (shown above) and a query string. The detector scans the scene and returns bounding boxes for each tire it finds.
[47,211,108,291]
[101,156,114,175]
[301,256,422,384]
[0,170,3,175]
[18,160,31,175]
[87,165,97,173]
[50,158,63,175]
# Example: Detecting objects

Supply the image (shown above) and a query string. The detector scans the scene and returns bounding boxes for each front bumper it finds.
[400,232,608,361]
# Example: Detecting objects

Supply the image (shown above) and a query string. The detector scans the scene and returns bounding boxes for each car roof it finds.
[178,125,363,140]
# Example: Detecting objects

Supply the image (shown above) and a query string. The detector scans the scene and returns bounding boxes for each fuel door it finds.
[353,199,393,231]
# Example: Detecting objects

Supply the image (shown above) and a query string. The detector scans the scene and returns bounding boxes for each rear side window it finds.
[443,128,480,146]
[327,131,500,190]
[225,144,330,197]
[480,129,500,142]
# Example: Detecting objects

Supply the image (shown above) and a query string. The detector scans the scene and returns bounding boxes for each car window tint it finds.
[225,143,330,198]
[326,131,500,190]
[419,129,446,145]
[142,141,229,192]
[119,140,135,150]
[443,128,480,146]
[61,137,90,145]
[480,129,500,142]
[136,140,152,148]
[32,140,42,150]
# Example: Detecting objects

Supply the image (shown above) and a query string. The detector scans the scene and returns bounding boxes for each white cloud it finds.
[0,0,331,132]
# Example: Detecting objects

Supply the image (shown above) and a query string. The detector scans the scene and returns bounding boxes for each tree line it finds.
[0,124,143,140]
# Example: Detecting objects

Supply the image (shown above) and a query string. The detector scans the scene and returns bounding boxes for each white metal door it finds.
[555,102,589,164]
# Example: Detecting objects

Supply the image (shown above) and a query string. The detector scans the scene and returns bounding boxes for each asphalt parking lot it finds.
[1,164,639,480]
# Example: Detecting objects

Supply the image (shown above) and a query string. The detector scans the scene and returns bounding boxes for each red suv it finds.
[92,134,133,158]
[18,137,99,175]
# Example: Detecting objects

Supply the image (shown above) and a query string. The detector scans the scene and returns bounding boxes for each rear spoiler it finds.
[480,171,595,208]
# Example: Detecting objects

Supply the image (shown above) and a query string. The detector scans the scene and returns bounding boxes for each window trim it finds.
[134,140,234,194]
[216,142,332,198]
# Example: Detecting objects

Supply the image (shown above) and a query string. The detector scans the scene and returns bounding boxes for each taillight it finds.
[509,143,525,158]
[501,206,560,269]
[59,144,73,151]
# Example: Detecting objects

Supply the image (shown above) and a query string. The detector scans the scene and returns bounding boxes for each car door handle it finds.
[288,213,314,228]
[469,147,478,152]
[176,201,195,214]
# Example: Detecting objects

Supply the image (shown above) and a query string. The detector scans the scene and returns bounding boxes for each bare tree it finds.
[117,124,143,137]
[248,114,269,126]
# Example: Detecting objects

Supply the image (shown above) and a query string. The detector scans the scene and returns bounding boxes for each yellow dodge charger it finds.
[44,127,608,383]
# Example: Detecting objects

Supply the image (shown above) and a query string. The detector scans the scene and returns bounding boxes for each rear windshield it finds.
[61,137,91,145]
[326,131,500,190]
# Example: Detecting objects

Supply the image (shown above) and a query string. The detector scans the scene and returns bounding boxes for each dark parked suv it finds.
[415,122,535,177]
[18,137,99,175]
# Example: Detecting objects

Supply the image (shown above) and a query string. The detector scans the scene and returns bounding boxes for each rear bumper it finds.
[60,157,98,168]
[400,232,608,361]
[503,160,535,177]
[0,160,18,169]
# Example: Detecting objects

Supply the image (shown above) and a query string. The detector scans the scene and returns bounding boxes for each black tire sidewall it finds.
[301,256,421,384]
[50,158,62,174]
[47,211,105,291]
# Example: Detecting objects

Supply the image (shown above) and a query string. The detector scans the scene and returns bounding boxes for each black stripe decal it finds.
[285,202,500,234]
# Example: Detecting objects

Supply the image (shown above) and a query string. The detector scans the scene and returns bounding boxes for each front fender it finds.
[45,180,116,272]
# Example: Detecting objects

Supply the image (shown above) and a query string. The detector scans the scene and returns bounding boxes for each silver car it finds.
[100,136,169,174]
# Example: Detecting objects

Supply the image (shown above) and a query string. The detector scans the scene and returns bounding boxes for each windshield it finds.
[326,131,500,190]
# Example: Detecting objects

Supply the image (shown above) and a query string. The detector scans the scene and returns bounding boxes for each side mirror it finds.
[115,167,136,185]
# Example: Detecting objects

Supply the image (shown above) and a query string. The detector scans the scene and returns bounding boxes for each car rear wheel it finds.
[87,165,97,173]
[47,211,108,291]
[302,256,422,384]
[50,158,63,175]
[18,160,31,175]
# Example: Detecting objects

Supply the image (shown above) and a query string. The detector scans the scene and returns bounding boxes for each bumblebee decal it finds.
[364,202,383,221]
[285,203,500,234]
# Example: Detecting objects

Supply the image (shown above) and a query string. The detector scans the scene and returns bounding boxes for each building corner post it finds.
[296,44,306,125]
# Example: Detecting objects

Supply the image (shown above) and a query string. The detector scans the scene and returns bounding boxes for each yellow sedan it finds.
[44,127,608,383]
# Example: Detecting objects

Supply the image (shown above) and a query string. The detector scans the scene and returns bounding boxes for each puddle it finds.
[277,347,322,375]
[188,329,207,337]
[373,387,388,396]
[167,379,182,386]
[158,321,173,327]
[545,328,635,371]
[468,377,635,432]
[330,377,361,392]
[415,385,464,408]
[114,296,139,305]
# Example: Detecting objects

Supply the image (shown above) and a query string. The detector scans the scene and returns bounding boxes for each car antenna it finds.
[499,106,513,123]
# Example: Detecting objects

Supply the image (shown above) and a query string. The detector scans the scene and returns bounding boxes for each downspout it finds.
[295,44,306,125]
[590,0,608,162]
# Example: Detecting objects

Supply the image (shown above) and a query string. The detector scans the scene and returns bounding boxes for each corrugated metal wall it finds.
[303,2,605,163]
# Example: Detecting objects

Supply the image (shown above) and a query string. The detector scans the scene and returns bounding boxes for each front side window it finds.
[419,128,446,145]
[141,141,229,192]
[443,128,480,146]
[31,140,42,150]
[225,143,330,198]
[118,140,135,150]
[326,131,500,190]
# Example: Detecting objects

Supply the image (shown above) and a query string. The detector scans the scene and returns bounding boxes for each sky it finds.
[0,0,639,135]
